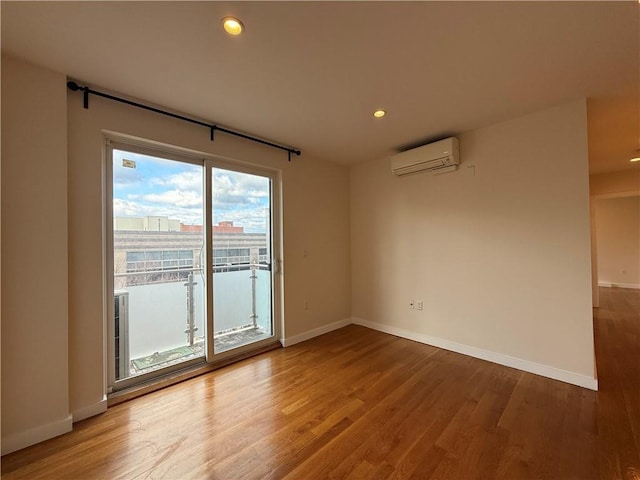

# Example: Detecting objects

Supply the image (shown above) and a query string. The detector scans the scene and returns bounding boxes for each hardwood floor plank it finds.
[2,287,639,479]
[595,288,640,480]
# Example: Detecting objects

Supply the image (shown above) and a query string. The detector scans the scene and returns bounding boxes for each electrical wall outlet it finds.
[416,300,423,311]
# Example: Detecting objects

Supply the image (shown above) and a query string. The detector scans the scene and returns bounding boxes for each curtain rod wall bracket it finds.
[67,81,89,108]
[66,80,301,160]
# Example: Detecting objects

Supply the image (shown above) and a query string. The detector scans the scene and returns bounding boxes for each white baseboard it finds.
[1,414,73,455]
[72,396,108,423]
[351,317,598,391]
[281,318,351,347]
[598,282,640,290]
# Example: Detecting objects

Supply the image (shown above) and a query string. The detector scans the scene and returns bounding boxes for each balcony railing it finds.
[114,263,272,378]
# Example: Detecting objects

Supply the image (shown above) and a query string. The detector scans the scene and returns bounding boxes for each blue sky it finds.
[113,149,270,233]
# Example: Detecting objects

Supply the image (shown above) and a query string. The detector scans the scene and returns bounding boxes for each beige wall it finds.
[589,169,639,305]
[351,100,595,383]
[595,196,640,288]
[1,55,71,453]
[66,79,351,415]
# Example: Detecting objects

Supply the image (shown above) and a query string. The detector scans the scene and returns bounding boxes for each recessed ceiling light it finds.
[373,109,386,118]
[222,16,244,36]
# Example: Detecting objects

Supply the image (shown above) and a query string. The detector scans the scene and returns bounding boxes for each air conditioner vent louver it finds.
[390,137,460,176]
[114,291,130,380]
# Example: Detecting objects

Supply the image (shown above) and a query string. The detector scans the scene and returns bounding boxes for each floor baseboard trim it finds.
[351,317,598,391]
[1,414,73,456]
[281,318,351,347]
[598,282,640,290]
[72,396,108,423]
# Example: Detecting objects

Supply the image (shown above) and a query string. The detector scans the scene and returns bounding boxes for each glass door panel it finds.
[211,167,274,353]
[111,148,205,382]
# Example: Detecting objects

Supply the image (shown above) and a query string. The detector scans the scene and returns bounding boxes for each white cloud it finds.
[142,190,202,207]
[113,198,142,217]
[150,170,202,191]
[212,170,269,210]
[114,197,203,226]
[213,207,269,233]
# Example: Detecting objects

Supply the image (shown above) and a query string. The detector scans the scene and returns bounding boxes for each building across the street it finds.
[113,217,269,287]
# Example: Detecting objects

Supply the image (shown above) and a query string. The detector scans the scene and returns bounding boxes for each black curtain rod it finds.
[67,81,301,161]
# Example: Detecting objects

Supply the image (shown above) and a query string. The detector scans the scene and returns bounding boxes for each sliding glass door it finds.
[210,166,274,354]
[109,147,206,387]
[107,140,279,392]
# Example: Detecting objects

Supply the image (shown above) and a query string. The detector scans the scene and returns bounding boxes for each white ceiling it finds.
[2,1,638,173]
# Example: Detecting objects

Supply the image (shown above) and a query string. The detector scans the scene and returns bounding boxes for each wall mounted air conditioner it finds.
[390,137,460,176]
[114,291,130,380]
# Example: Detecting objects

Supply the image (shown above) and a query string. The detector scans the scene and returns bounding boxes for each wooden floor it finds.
[2,287,639,479]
